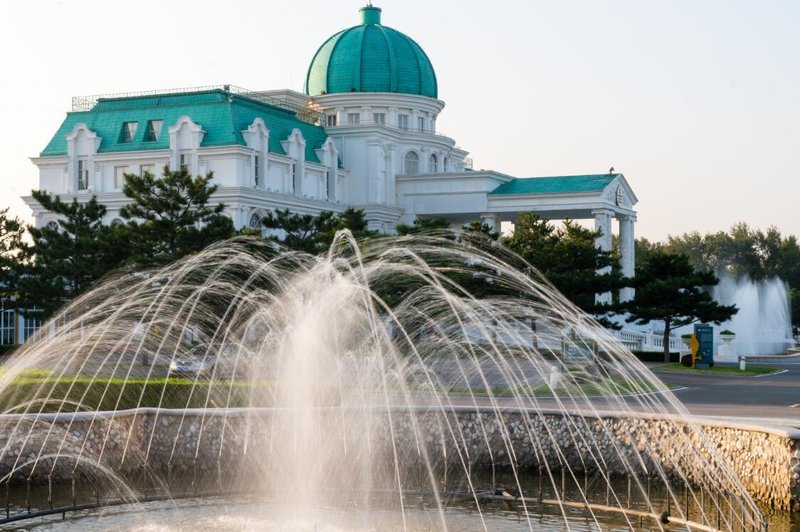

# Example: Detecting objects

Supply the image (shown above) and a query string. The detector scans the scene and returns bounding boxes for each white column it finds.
[618,214,636,302]
[593,209,613,305]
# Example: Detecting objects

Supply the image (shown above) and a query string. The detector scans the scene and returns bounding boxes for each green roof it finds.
[40,90,328,164]
[490,174,619,196]
[305,6,438,98]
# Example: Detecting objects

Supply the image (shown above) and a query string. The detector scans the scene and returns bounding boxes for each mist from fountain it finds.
[0,233,767,530]
[712,275,794,356]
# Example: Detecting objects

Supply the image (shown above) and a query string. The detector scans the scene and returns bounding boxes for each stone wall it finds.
[0,407,796,510]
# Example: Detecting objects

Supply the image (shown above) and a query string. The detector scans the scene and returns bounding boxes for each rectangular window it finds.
[418,116,425,132]
[22,315,41,343]
[398,114,409,131]
[143,120,163,142]
[373,113,386,125]
[114,166,127,190]
[0,307,15,345]
[325,169,330,200]
[290,163,296,193]
[326,115,337,127]
[140,164,156,177]
[347,113,360,125]
[180,153,192,174]
[254,155,260,186]
[120,121,138,143]
[77,159,89,190]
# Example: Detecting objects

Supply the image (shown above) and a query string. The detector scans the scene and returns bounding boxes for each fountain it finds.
[0,234,769,529]
[712,275,794,357]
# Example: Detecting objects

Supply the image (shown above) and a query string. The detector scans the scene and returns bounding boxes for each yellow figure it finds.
[689,334,701,367]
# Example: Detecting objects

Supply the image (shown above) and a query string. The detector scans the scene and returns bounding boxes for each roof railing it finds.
[326,120,458,143]
[71,85,325,125]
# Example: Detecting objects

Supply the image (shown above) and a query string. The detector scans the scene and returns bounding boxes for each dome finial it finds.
[360,4,381,25]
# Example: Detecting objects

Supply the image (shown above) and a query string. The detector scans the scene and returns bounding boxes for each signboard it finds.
[564,339,596,362]
[693,324,714,368]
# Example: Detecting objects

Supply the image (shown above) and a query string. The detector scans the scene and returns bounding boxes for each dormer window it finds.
[144,120,163,142]
[120,122,138,143]
[179,152,192,174]
[77,159,89,190]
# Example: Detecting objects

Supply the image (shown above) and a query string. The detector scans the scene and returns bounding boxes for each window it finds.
[429,153,438,172]
[143,120,163,142]
[326,115,337,127]
[373,113,385,125]
[0,306,14,345]
[180,152,192,174]
[77,159,89,190]
[114,166,127,189]
[140,164,156,177]
[403,151,419,174]
[290,163,297,193]
[325,169,331,200]
[249,213,262,229]
[347,113,360,125]
[443,156,449,171]
[120,121,138,143]
[22,315,41,343]
[254,155,260,186]
[46,220,59,231]
[398,114,409,131]
[418,116,425,132]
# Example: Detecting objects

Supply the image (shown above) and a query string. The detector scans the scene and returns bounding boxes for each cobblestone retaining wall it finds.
[0,408,796,510]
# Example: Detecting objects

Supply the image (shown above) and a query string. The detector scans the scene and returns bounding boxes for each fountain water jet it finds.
[0,233,767,529]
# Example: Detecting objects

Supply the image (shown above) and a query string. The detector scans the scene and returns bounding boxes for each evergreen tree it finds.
[396,217,451,236]
[121,166,234,265]
[0,208,25,305]
[19,192,125,318]
[624,250,738,362]
[261,208,374,253]
[503,213,628,326]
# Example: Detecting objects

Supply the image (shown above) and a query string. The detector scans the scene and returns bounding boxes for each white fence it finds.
[611,328,685,353]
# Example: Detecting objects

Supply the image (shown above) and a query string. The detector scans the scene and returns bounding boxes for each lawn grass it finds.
[652,363,778,376]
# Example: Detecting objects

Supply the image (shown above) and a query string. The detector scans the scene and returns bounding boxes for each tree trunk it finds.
[663,324,671,364]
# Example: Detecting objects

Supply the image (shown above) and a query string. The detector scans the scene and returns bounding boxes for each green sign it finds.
[693,324,714,368]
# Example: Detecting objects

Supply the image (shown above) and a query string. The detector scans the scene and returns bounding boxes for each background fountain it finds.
[713,275,794,357]
[0,234,768,529]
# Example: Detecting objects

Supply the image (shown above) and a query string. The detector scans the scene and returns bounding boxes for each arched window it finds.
[403,151,419,174]
[249,213,262,229]
[443,156,449,172]
[46,220,59,231]
[429,153,438,173]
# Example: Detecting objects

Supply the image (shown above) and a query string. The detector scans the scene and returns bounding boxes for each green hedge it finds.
[0,378,267,413]
[630,351,680,363]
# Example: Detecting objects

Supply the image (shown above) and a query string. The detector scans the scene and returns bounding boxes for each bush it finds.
[681,333,692,339]
[720,329,735,335]
[630,351,680,363]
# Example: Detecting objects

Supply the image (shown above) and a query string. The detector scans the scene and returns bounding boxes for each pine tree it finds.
[503,213,628,326]
[624,250,738,362]
[0,208,25,305]
[120,166,235,265]
[261,208,374,253]
[19,192,125,318]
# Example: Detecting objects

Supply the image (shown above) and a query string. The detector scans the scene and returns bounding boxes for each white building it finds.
[25,4,637,300]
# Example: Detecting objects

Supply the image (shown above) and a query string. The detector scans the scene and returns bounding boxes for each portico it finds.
[397,172,638,301]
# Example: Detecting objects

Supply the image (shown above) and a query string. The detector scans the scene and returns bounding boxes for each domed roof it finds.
[304,6,438,99]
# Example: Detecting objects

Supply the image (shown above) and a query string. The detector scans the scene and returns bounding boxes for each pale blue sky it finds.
[1,0,797,240]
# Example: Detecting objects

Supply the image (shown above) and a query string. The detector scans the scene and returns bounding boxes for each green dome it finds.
[304,6,438,99]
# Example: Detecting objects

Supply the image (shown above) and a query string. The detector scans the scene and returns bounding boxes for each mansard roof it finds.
[40,88,328,163]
